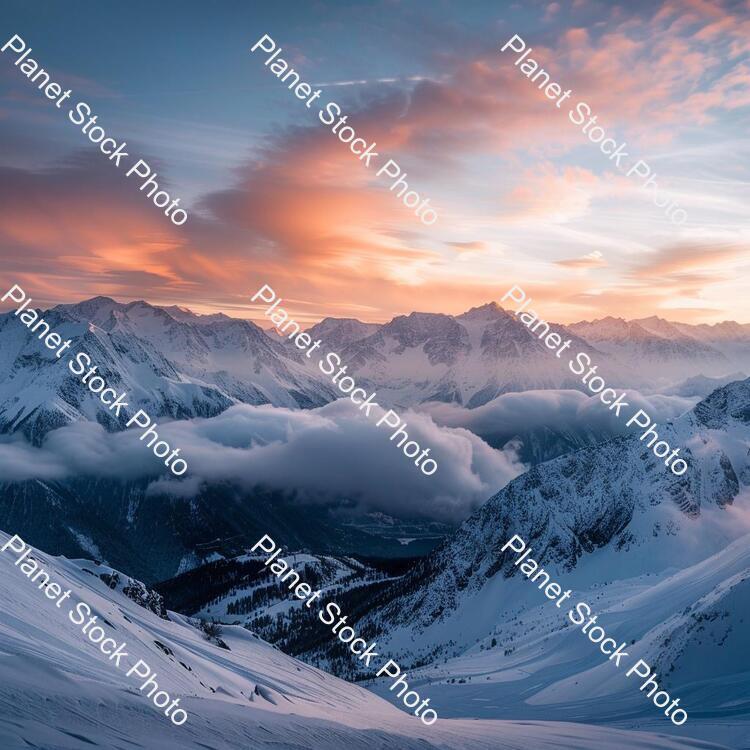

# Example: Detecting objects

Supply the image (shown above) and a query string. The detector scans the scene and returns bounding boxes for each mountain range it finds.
[0,297,335,445]
[1,296,749,747]
[1,296,749,447]
[0,295,749,580]
[358,377,750,644]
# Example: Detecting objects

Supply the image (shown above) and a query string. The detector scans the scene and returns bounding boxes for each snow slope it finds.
[349,379,749,650]
[402,534,750,748]
[0,532,721,750]
[297,379,750,749]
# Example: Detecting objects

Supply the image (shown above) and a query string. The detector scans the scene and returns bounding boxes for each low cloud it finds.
[0,399,527,523]
[420,389,697,447]
[0,390,695,521]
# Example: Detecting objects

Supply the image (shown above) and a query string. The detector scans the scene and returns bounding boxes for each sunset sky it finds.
[1,0,749,325]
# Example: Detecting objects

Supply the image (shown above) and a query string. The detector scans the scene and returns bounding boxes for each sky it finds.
[1,0,749,325]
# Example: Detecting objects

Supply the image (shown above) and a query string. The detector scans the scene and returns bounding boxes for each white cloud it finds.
[419,389,697,446]
[0,399,527,522]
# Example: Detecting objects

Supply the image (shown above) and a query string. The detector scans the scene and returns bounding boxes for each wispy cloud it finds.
[311,75,439,88]
[556,250,607,269]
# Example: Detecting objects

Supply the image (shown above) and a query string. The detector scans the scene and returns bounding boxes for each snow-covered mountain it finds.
[154,550,403,679]
[353,377,750,646]
[0,297,336,442]
[568,316,727,381]
[568,315,750,377]
[673,319,750,343]
[672,319,750,370]
[401,533,750,747]
[305,317,380,351]
[333,305,750,406]
[2,297,748,446]
[338,303,623,407]
[664,372,748,398]
[0,531,710,750]
[303,379,750,738]
[1,295,747,584]
[2,297,749,747]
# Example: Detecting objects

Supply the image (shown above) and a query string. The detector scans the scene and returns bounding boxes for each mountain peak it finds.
[320,316,363,325]
[570,316,659,341]
[51,295,125,325]
[384,311,461,337]
[457,302,505,321]
[54,294,118,311]
[305,317,379,349]
[576,315,628,327]
[162,305,232,324]
[692,375,750,429]
[162,304,195,317]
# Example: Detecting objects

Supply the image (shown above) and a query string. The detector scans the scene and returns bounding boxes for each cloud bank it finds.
[0,399,526,523]
[420,389,697,448]
[0,389,696,521]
